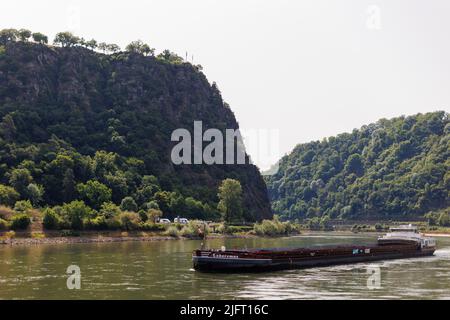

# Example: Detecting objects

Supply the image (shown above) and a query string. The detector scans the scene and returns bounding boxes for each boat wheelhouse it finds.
[377,224,436,249]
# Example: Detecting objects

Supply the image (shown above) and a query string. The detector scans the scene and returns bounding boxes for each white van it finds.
[174,218,189,224]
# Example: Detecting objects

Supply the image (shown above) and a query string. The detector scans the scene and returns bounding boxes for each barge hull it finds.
[193,248,435,273]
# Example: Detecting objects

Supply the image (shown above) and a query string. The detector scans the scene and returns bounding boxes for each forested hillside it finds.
[266,111,449,221]
[0,30,272,225]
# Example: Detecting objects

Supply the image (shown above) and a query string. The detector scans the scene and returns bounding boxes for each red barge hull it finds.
[192,243,435,273]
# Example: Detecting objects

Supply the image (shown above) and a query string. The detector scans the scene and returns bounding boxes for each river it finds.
[1,232,449,299]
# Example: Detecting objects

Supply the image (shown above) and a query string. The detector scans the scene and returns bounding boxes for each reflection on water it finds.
[0,233,449,299]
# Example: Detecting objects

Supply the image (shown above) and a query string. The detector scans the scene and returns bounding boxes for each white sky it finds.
[1,0,450,170]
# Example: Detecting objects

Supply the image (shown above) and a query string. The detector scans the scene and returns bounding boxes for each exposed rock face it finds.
[0,41,272,221]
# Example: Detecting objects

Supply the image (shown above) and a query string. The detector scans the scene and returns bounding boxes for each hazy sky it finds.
[1,0,450,169]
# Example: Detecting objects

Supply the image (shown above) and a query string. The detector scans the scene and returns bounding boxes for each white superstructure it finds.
[378,224,436,249]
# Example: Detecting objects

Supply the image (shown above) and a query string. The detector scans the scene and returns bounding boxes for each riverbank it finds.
[0,231,256,246]
[423,233,450,238]
[3,222,449,246]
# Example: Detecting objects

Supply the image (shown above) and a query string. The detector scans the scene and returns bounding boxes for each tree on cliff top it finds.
[53,32,80,47]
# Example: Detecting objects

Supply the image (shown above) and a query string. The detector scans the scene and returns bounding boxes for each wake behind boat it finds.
[193,225,436,273]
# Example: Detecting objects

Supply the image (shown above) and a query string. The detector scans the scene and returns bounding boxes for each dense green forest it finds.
[266,111,449,221]
[0,29,271,231]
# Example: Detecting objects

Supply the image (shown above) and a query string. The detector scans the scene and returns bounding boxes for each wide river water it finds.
[1,232,450,299]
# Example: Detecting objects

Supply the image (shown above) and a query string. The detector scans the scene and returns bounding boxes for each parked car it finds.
[158,218,171,224]
[174,218,189,224]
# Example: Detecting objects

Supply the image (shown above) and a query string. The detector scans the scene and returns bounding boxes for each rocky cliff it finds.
[0,41,272,221]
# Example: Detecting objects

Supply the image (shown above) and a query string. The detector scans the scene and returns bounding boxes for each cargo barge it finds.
[193,225,436,272]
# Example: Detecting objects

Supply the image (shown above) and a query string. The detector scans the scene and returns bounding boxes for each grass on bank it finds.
[1,200,450,240]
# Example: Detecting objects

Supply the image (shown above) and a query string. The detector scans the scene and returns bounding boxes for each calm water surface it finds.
[1,233,450,299]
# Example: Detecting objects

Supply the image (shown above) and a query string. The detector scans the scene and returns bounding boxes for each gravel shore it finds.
[0,235,179,245]
[0,233,254,246]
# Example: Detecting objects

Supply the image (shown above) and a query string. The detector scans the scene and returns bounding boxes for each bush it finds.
[219,224,252,234]
[306,217,321,230]
[60,230,80,237]
[138,210,148,222]
[120,197,138,212]
[85,216,107,230]
[438,210,450,227]
[0,205,15,220]
[99,202,121,219]
[43,208,60,230]
[118,211,141,231]
[165,226,180,238]
[10,214,31,230]
[0,184,20,206]
[106,218,122,230]
[425,212,439,226]
[284,221,299,234]
[254,220,281,236]
[140,222,166,232]
[61,201,93,230]
[180,220,209,238]
[77,180,112,209]
[253,217,298,236]
[14,200,32,213]
[4,230,15,238]
[146,208,163,223]
[0,218,9,230]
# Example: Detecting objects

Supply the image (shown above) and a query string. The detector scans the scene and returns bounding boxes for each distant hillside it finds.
[266,111,449,220]
[0,39,271,221]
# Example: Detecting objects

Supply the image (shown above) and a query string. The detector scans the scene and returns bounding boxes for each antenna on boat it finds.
[199,222,207,250]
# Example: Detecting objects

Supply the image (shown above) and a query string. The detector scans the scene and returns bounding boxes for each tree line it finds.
[0,172,244,231]
[266,111,449,222]
[0,28,184,62]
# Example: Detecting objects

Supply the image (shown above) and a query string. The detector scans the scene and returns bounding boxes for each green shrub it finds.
[146,208,163,223]
[120,197,138,212]
[77,180,112,210]
[165,225,180,238]
[438,210,450,227]
[304,217,321,230]
[60,230,80,237]
[138,210,148,222]
[180,220,209,238]
[220,225,253,234]
[10,214,31,230]
[99,202,121,219]
[61,201,93,230]
[254,220,280,236]
[140,222,165,232]
[284,221,299,234]
[253,217,298,236]
[43,208,60,230]
[4,230,15,238]
[14,200,33,213]
[106,218,122,230]
[85,215,107,230]
[0,205,15,220]
[0,184,20,206]
[0,218,9,230]
[118,211,141,231]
